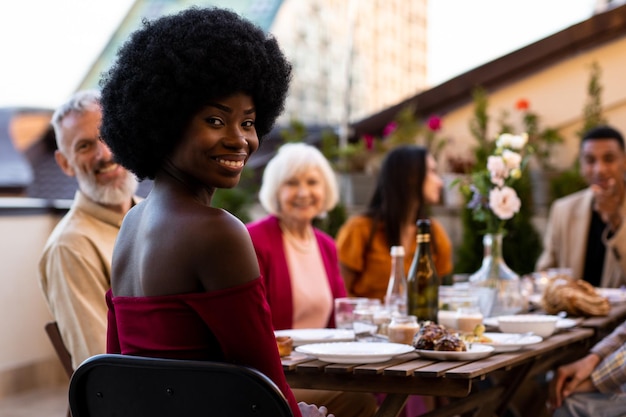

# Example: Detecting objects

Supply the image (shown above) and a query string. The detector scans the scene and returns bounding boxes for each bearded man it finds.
[38,90,140,370]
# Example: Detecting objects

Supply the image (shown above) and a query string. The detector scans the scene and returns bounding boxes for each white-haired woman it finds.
[247,142,377,417]
[247,142,345,329]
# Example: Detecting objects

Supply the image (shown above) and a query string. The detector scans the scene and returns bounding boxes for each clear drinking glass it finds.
[353,309,378,336]
[334,297,368,329]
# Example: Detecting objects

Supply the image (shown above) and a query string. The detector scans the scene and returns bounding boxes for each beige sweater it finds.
[38,191,137,369]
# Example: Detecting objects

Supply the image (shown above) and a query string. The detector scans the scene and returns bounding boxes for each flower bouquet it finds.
[458,132,531,317]
[462,132,529,234]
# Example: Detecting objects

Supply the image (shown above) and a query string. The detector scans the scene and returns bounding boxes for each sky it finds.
[427,0,598,85]
[0,0,599,109]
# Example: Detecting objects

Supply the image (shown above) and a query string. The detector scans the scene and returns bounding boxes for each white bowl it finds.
[496,314,559,338]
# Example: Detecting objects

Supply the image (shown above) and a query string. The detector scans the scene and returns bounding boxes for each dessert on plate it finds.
[413,322,467,352]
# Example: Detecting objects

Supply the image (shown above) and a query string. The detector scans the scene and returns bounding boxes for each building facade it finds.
[79,0,428,128]
[271,0,427,126]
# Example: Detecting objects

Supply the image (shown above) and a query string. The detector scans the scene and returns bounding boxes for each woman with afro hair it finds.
[100,7,332,417]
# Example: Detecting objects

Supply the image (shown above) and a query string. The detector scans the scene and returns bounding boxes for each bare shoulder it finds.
[182,207,261,291]
[187,208,252,250]
[113,200,259,296]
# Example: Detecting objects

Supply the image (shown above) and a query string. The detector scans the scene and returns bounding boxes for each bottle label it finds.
[416,234,430,243]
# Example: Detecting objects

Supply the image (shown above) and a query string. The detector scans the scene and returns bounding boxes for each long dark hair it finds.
[365,145,428,248]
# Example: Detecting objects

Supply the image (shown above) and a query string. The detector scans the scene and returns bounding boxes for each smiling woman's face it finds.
[277,167,326,225]
[171,92,259,190]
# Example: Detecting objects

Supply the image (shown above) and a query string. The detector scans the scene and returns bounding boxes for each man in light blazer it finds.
[536,125,626,288]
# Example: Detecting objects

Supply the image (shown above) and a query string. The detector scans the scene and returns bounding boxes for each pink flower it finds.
[427,115,442,131]
[363,134,375,150]
[502,149,522,170]
[383,121,398,137]
[487,155,507,187]
[489,186,521,220]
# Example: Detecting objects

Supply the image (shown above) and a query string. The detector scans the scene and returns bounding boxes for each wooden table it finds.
[282,327,594,417]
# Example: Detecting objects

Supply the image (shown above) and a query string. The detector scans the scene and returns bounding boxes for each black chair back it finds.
[69,354,294,417]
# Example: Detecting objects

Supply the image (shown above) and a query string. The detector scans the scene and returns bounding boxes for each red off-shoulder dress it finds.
[106,278,301,417]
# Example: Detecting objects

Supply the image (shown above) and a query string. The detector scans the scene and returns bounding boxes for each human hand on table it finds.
[548,353,600,409]
[298,402,335,417]
[591,178,624,231]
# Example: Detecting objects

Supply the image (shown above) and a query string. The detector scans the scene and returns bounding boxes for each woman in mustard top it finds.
[336,145,453,301]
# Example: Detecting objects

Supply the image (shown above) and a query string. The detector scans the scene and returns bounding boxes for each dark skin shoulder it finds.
[111,180,260,297]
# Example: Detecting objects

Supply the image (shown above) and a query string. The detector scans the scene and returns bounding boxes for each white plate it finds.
[274,329,355,346]
[483,317,577,330]
[295,342,414,363]
[416,344,494,361]
[476,332,543,352]
[596,288,626,303]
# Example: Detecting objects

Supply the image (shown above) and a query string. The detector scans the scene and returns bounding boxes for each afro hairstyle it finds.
[99,7,292,180]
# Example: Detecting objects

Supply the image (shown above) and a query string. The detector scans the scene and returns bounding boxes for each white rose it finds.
[496,133,514,148]
[509,133,528,150]
[489,186,521,220]
[496,133,528,150]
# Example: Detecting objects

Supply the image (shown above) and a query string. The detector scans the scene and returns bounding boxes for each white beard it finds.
[77,170,139,206]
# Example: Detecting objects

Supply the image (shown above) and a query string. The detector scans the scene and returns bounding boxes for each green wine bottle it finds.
[407,219,439,323]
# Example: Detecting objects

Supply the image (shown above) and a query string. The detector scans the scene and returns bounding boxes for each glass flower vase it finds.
[468,233,525,318]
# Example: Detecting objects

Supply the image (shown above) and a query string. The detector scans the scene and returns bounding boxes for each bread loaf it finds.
[542,276,610,317]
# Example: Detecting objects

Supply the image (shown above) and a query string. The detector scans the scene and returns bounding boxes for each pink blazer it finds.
[246,215,347,329]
